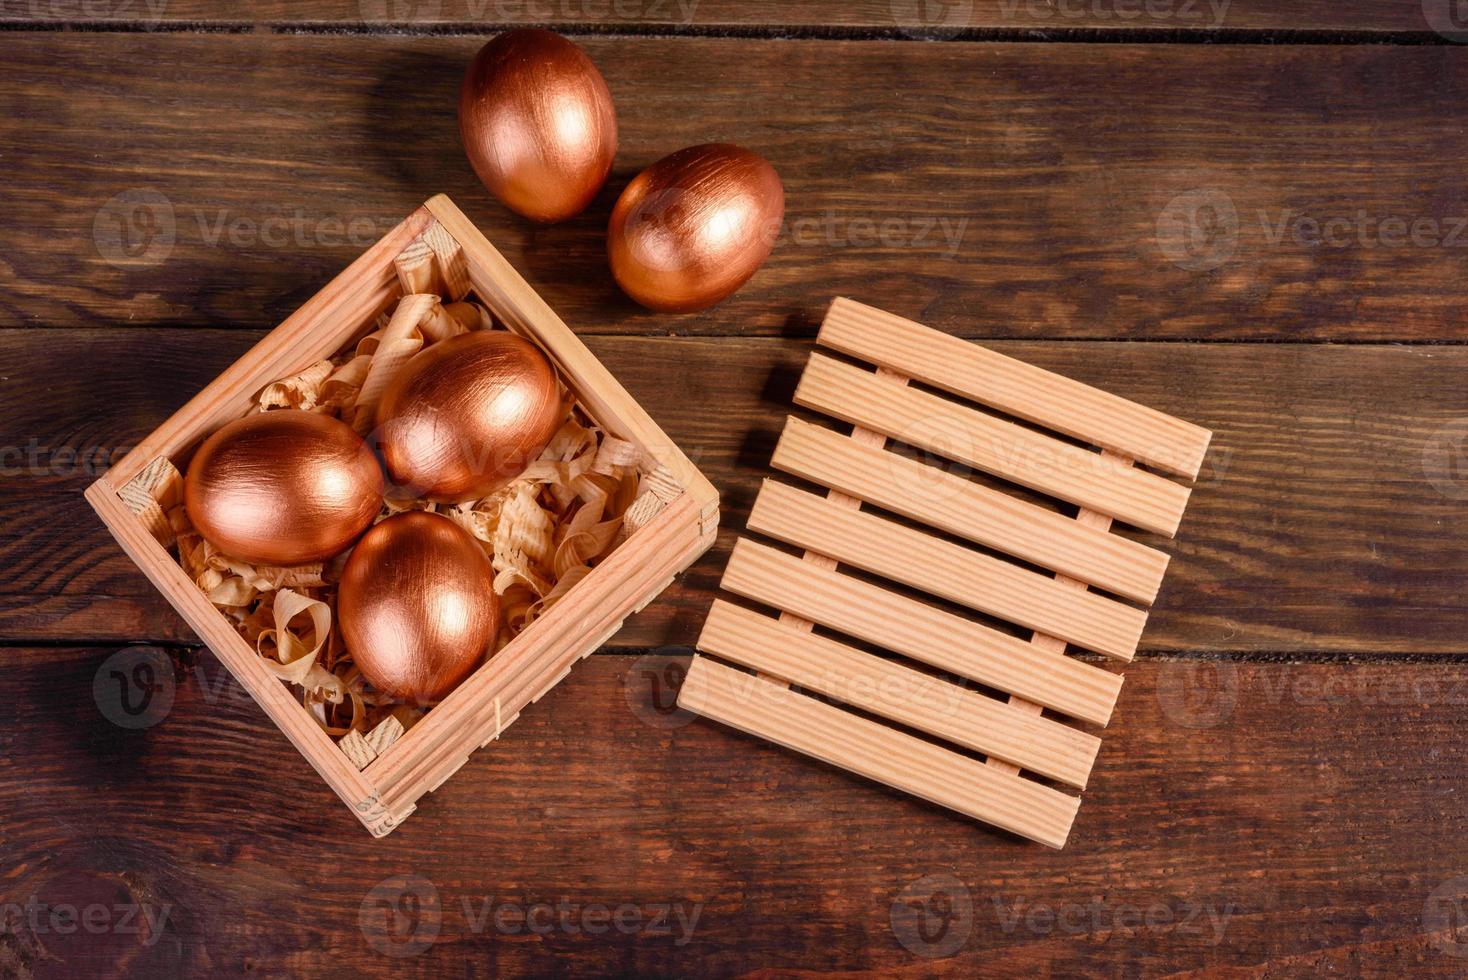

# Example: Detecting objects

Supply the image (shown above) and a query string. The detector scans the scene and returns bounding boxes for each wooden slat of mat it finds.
[720,539,1123,726]
[796,352,1192,536]
[747,480,1145,661]
[697,600,1101,789]
[678,656,1080,849]
[988,450,1135,781]
[771,417,1170,605]
[818,298,1213,479]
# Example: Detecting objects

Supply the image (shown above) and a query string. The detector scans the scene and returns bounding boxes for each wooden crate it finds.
[678,298,1210,849]
[85,195,719,837]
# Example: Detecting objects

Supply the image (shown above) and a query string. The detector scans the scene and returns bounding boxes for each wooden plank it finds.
[0,1,1423,32]
[16,333,1468,654]
[796,350,1194,532]
[818,299,1213,479]
[697,599,1101,787]
[4,35,1468,342]
[771,417,1170,604]
[678,656,1080,848]
[2,649,1462,974]
[747,479,1146,660]
[720,539,1123,725]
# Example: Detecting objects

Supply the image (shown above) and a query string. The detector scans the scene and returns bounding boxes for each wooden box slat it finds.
[795,352,1192,537]
[679,656,1081,849]
[721,539,1123,726]
[86,195,719,836]
[772,417,1169,605]
[698,600,1100,789]
[747,479,1145,661]
[818,297,1212,480]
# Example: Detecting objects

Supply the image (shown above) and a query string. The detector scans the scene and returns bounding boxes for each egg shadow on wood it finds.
[363,47,489,209]
[512,166,633,316]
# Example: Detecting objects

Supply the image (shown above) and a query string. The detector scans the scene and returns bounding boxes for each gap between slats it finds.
[679,656,1079,849]
[818,297,1212,481]
[699,599,1101,789]
[795,352,1191,537]
[770,417,1170,605]
[746,479,1146,661]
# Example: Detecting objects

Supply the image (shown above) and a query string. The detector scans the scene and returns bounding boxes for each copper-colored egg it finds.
[608,143,785,313]
[376,330,563,503]
[338,512,499,705]
[459,29,617,223]
[184,410,384,566]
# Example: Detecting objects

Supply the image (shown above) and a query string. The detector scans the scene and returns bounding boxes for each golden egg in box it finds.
[375,330,563,503]
[184,410,384,566]
[338,512,499,705]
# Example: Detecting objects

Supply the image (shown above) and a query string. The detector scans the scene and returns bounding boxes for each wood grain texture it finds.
[747,479,1148,659]
[3,34,1468,341]
[696,598,1102,788]
[679,655,1082,848]
[0,0,1429,32]
[771,416,1172,604]
[795,352,1193,536]
[8,330,1468,653]
[719,537,1125,725]
[819,296,1212,479]
[4,647,1467,976]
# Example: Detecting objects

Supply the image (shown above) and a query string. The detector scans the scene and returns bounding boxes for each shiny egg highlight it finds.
[608,142,785,313]
[338,512,499,705]
[459,28,618,223]
[376,330,563,503]
[183,410,384,566]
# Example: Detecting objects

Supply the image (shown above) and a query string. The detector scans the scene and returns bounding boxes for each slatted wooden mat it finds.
[677,298,1212,848]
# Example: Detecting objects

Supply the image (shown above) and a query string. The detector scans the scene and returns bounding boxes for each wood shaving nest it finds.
[160,294,647,739]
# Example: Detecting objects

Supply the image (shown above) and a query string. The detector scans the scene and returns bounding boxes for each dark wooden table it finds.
[5,4,1468,976]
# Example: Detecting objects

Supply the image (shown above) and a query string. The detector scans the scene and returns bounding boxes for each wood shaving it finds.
[144,283,651,739]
